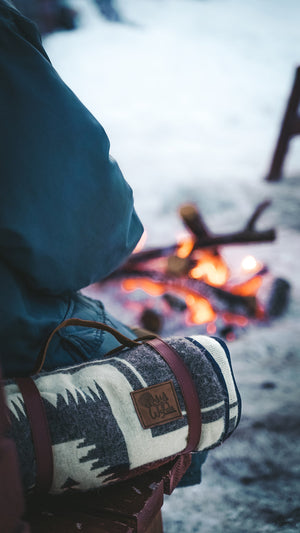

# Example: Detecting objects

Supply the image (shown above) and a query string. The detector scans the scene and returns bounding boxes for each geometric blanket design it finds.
[5,335,241,494]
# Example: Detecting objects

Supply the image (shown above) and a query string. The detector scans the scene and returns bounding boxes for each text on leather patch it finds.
[131,380,183,429]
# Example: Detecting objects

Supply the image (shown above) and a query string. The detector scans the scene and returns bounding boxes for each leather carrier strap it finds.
[38,320,202,453]
[15,377,53,493]
[22,318,201,493]
[35,318,142,374]
[146,338,202,454]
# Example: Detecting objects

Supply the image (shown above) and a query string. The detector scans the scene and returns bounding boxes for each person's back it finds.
[0,0,143,377]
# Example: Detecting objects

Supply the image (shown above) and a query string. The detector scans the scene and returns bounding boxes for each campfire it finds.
[85,201,290,341]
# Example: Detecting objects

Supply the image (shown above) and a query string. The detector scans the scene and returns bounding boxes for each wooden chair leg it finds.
[145,511,163,533]
[0,369,30,533]
[265,65,300,181]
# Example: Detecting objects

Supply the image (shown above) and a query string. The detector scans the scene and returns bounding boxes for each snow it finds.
[43,1,300,531]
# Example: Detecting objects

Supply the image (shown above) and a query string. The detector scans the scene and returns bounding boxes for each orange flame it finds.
[230,275,263,297]
[122,278,165,296]
[122,277,216,325]
[176,236,195,258]
[186,293,216,324]
[121,247,265,331]
[189,250,229,287]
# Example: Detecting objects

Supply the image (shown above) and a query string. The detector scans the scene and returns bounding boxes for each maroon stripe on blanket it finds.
[15,377,53,493]
[146,338,202,453]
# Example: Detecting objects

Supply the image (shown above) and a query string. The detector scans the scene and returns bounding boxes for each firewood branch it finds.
[245,199,272,231]
[179,204,210,239]
[179,201,276,248]
[124,200,276,266]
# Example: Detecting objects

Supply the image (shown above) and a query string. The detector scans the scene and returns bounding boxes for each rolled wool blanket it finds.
[5,335,241,494]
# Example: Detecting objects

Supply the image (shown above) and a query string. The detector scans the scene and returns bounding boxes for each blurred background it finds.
[14,0,300,241]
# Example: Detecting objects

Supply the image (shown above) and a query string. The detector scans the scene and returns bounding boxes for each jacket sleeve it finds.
[0,2,143,295]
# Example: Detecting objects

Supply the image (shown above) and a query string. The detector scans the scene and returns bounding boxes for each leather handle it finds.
[16,377,53,493]
[35,318,142,374]
[146,338,202,454]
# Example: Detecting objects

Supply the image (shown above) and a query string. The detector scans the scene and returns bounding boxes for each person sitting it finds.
[0,0,143,378]
[0,0,207,490]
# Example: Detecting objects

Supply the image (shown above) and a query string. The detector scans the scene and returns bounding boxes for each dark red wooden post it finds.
[265,65,300,181]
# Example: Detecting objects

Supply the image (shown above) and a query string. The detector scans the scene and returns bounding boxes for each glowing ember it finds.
[222,312,249,327]
[206,322,217,335]
[186,294,216,325]
[230,275,263,297]
[241,255,263,273]
[122,278,216,325]
[225,331,236,342]
[176,235,195,258]
[119,237,269,335]
[95,198,281,339]
[189,250,229,287]
[122,278,165,297]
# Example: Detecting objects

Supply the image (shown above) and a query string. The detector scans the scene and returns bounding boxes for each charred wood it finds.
[108,269,258,317]
[179,201,276,249]
[123,200,276,267]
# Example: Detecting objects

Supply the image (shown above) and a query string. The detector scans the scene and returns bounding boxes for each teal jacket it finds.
[0,1,143,377]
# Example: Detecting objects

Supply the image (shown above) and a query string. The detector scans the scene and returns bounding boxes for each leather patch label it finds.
[131,380,183,429]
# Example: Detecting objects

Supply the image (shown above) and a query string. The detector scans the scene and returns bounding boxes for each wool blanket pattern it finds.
[5,335,241,493]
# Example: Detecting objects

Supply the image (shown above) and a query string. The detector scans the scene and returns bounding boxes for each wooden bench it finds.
[25,454,191,533]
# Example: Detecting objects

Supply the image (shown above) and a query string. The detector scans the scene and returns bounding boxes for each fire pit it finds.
[83,201,290,341]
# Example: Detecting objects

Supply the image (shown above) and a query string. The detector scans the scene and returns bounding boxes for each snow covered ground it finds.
[44,1,300,531]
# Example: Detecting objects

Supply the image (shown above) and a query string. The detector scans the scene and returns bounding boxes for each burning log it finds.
[124,200,276,266]
[111,269,258,318]
[98,201,282,334]
[163,293,187,312]
[128,245,179,265]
